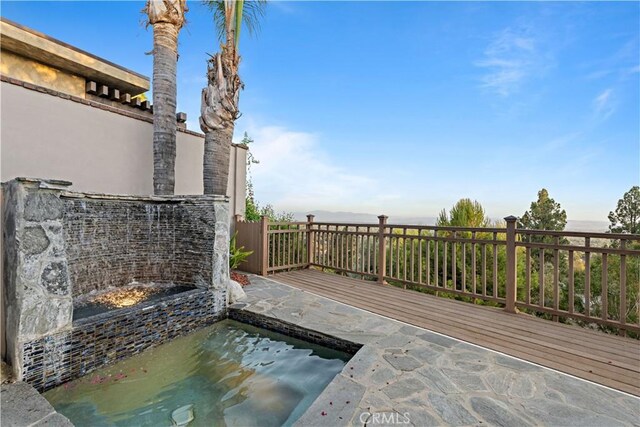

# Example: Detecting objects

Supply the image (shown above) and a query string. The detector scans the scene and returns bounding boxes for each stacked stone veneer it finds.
[64,195,220,296]
[2,177,230,386]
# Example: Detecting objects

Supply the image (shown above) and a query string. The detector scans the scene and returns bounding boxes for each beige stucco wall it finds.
[0,81,246,212]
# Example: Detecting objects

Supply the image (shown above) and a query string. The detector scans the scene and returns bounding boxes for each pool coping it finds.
[229,306,363,355]
[1,382,73,426]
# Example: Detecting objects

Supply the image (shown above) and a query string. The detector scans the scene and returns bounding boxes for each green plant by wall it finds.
[230,232,253,270]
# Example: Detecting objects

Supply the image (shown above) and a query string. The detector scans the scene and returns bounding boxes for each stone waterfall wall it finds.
[2,178,230,383]
[63,197,220,296]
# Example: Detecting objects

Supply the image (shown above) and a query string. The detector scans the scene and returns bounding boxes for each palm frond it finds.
[203,0,266,45]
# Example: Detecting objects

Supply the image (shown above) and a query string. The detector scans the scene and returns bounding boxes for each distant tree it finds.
[519,189,567,232]
[436,199,489,228]
[608,186,640,234]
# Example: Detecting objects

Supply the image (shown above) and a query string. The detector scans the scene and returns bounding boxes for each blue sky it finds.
[2,1,639,221]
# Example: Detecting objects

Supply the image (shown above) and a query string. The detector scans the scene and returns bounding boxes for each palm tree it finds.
[144,0,188,195]
[200,0,265,195]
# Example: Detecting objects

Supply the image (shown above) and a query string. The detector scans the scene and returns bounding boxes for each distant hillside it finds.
[293,210,608,232]
[293,210,437,225]
[564,220,608,233]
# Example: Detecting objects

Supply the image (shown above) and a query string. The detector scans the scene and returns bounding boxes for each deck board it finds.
[272,269,640,396]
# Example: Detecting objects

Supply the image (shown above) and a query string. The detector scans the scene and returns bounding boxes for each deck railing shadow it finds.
[235,215,640,337]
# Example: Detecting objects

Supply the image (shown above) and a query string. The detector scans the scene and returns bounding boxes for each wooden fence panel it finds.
[234,217,264,274]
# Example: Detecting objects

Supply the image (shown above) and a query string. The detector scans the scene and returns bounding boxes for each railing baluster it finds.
[452,232,457,291]
[292,228,296,267]
[482,243,487,296]
[539,248,545,308]
[318,227,323,266]
[568,250,574,314]
[602,253,608,321]
[585,237,591,317]
[287,229,291,268]
[268,231,272,271]
[426,239,431,286]
[553,236,560,321]
[346,232,350,271]
[377,216,387,283]
[336,227,342,269]
[418,236,423,284]
[367,228,371,273]
[443,240,448,289]
[325,227,329,267]
[339,229,343,270]
[410,235,415,284]
[525,243,531,305]
[492,232,498,299]
[276,229,280,268]
[396,231,401,281]
[620,240,626,336]
[350,231,354,271]
[388,231,392,277]
[403,228,408,284]
[462,240,466,293]
[434,235,439,287]
[471,232,476,295]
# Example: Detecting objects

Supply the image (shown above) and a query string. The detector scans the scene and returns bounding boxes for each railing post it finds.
[377,215,388,285]
[260,215,268,276]
[504,215,518,313]
[306,214,315,268]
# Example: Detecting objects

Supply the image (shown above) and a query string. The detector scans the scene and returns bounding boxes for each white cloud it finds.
[246,125,390,212]
[543,132,581,152]
[592,88,615,121]
[475,26,547,97]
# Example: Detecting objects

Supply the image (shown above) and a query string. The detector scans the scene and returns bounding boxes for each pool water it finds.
[44,320,350,427]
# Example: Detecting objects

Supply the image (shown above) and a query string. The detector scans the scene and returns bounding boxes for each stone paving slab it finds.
[1,382,72,427]
[240,275,640,427]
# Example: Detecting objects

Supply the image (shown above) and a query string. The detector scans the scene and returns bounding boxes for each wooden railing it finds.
[235,215,640,335]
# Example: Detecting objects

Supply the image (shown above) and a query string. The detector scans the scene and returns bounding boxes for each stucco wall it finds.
[0,81,246,214]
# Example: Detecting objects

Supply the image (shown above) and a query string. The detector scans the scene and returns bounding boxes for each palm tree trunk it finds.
[203,125,233,195]
[151,22,179,195]
[200,47,242,195]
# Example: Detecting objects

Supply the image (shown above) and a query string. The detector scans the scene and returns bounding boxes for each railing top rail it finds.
[516,228,640,240]
[312,222,507,233]
[264,219,639,241]
[312,222,381,227]
[386,224,506,233]
[515,241,640,256]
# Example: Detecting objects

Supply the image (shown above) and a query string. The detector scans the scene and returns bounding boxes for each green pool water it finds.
[44,320,350,427]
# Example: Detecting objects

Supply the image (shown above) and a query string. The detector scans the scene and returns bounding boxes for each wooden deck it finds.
[273,269,640,396]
